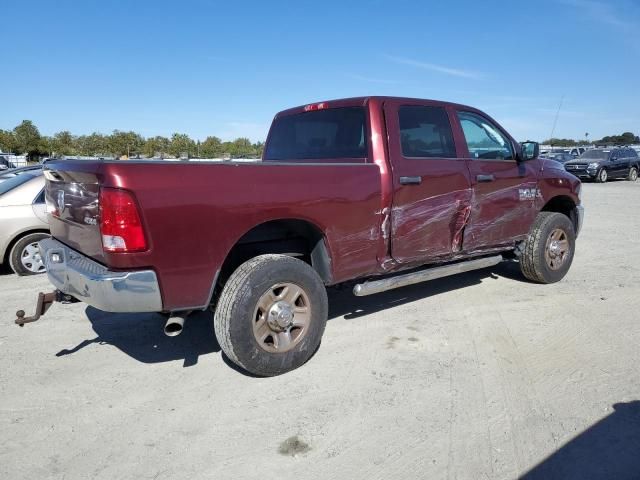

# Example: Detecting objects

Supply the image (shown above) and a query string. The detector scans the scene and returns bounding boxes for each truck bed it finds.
[44,159,385,311]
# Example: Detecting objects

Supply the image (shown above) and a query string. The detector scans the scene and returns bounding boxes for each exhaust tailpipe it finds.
[164,311,191,337]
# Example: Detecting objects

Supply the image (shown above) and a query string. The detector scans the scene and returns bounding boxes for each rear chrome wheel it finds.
[253,282,311,353]
[628,167,638,182]
[214,254,328,376]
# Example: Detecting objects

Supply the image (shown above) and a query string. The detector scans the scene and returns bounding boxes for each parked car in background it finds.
[564,147,639,182]
[566,147,586,157]
[541,152,574,164]
[0,168,50,275]
[0,155,17,171]
[0,165,42,183]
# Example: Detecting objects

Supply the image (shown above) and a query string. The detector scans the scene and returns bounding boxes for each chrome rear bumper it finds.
[39,238,163,312]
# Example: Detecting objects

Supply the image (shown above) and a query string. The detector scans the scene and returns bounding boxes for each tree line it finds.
[0,120,265,160]
[2,120,638,159]
[542,132,639,147]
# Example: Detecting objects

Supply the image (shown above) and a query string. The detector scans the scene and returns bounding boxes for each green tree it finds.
[0,129,17,152]
[109,130,144,157]
[200,136,223,158]
[13,120,43,158]
[169,133,195,158]
[143,136,170,158]
[543,138,578,147]
[597,132,639,145]
[52,131,76,156]
[254,141,265,158]
[231,137,254,158]
[77,133,109,156]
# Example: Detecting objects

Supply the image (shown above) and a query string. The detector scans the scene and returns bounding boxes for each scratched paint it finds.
[391,188,474,261]
[463,181,538,248]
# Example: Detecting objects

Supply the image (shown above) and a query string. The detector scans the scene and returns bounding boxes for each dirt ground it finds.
[1,181,639,480]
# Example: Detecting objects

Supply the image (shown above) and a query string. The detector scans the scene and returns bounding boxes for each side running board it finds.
[353,255,503,297]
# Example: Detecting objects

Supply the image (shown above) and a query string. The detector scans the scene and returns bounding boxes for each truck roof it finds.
[275,96,481,118]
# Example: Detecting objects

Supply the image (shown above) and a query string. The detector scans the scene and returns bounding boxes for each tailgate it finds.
[44,161,105,263]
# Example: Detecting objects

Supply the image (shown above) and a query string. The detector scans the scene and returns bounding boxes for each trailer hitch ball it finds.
[15,291,70,327]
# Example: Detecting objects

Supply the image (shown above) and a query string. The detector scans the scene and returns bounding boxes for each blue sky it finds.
[2,0,639,142]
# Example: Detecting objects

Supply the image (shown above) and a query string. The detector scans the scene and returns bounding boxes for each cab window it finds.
[398,106,456,158]
[457,111,514,160]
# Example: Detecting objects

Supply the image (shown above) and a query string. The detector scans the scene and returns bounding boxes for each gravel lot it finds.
[1,181,639,480]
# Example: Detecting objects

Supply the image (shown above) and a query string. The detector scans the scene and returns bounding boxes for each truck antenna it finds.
[549,95,565,146]
[540,94,565,173]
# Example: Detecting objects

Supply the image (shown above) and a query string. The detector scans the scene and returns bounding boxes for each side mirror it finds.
[520,141,539,161]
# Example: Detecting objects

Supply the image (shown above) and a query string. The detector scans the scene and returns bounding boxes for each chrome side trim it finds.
[353,255,503,297]
[39,238,163,313]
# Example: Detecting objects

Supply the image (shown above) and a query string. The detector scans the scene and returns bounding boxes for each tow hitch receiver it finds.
[15,290,77,327]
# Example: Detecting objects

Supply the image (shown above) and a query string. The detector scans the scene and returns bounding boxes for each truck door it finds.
[384,100,473,264]
[453,110,538,250]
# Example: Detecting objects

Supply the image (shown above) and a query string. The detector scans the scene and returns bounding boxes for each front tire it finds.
[214,254,328,376]
[520,212,575,284]
[628,167,638,182]
[9,233,50,276]
[596,168,608,183]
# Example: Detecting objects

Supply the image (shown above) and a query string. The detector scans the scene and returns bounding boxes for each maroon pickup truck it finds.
[20,97,583,376]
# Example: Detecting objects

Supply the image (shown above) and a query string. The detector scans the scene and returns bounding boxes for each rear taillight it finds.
[99,187,147,252]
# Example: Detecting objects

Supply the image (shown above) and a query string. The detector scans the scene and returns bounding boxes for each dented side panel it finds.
[463,160,540,250]
[382,99,474,265]
[391,187,473,260]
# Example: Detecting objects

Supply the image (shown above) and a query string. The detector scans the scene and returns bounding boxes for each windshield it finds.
[580,150,608,159]
[0,171,41,196]
[264,107,367,161]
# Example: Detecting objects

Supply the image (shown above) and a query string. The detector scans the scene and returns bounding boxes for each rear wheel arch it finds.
[217,219,333,293]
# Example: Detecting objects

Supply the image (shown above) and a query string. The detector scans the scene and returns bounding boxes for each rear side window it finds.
[264,107,367,161]
[629,149,638,158]
[398,106,456,158]
[0,171,39,196]
[457,111,514,160]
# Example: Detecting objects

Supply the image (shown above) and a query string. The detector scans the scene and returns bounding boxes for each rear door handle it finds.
[399,176,422,185]
[476,174,495,183]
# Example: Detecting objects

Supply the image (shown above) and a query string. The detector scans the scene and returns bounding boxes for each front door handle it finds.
[400,176,422,185]
[476,174,495,183]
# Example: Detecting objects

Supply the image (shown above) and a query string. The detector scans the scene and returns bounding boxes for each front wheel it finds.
[596,168,608,183]
[520,212,576,284]
[214,254,328,376]
[628,167,638,182]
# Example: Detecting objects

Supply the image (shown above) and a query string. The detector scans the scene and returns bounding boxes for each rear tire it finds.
[596,168,608,183]
[214,254,328,376]
[9,233,50,276]
[628,167,638,182]
[520,212,575,284]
